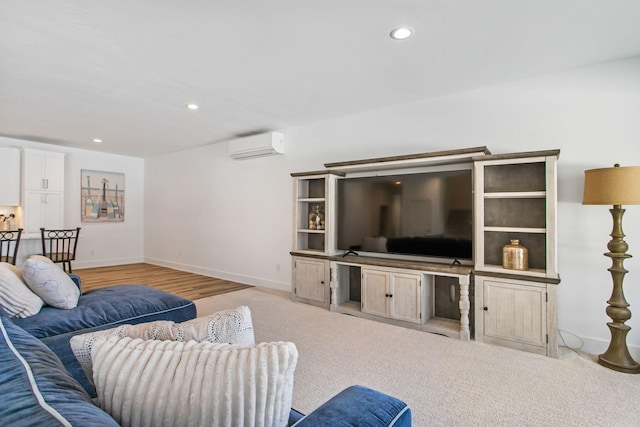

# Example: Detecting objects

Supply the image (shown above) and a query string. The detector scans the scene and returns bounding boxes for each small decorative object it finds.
[308,205,325,230]
[309,206,318,230]
[317,206,325,230]
[6,214,15,230]
[502,239,528,271]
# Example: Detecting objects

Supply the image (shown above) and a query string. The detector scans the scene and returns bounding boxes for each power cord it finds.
[558,329,586,358]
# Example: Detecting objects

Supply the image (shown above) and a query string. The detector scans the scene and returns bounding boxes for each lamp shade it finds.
[583,164,640,205]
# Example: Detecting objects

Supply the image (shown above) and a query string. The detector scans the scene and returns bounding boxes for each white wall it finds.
[143,142,294,289]
[0,137,145,267]
[145,56,640,358]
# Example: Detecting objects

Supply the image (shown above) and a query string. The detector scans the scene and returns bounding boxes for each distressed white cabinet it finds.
[475,275,556,356]
[291,171,342,255]
[291,171,342,309]
[473,150,560,357]
[0,147,21,205]
[21,149,65,233]
[292,256,329,308]
[361,268,424,324]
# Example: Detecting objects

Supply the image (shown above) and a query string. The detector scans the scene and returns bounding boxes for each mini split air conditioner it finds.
[228,132,285,160]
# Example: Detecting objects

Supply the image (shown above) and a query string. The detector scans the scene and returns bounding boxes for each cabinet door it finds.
[294,258,327,304]
[43,192,64,230]
[22,191,64,233]
[0,147,20,205]
[23,150,65,191]
[390,273,423,323]
[361,269,389,318]
[23,150,46,190]
[43,153,65,192]
[483,279,546,348]
[23,191,45,233]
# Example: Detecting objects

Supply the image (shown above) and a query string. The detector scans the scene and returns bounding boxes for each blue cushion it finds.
[12,284,195,339]
[293,385,412,426]
[11,284,197,396]
[0,318,119,426]
[289,408,305,425]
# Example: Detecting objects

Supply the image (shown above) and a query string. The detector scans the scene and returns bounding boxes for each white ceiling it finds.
[2,1,640,158]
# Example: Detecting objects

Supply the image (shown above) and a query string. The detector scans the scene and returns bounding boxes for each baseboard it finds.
[143,257,290,292]
[559,329,640,360]
[72,257,145,269]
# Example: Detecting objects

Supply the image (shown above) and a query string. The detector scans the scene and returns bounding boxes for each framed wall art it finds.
[81,170,125,222]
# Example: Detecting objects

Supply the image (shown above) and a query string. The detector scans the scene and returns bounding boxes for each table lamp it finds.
[583,164,640,374]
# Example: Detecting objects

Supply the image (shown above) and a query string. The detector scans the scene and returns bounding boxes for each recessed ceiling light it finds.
[186,104,199,110]
[92,138,102,144]
[390,26,414,40]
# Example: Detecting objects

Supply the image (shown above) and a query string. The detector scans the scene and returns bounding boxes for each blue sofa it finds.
[6,275,197,396]
[0,277,411,426]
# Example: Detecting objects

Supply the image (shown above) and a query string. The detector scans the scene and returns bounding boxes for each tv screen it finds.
[337,168,473,261]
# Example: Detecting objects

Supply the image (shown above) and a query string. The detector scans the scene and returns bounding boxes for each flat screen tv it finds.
[336,166,473,262]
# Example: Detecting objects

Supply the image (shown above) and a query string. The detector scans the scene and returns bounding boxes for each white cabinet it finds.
[361,268,424,324]
[22,149,65,192]
[473,150,560,357]
[292,257,329,308]
[290,171,341,309]
[473,151,559,279]
[361,269,389,318]
[22,191,64,233]
[475,275,557,357]
[291,171,343,255]
[0,147,21,205]
[21,149,65,233]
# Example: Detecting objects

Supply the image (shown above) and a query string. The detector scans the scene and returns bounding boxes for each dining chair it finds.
[40,227,81,273]
[0,228,23,265]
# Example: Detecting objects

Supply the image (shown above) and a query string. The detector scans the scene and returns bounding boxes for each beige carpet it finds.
[195,287,640,426]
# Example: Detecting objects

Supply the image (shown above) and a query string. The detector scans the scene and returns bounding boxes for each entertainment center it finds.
[290,147,560,357]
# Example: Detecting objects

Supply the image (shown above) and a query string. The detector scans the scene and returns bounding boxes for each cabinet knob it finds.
[320,281,324,284]
[484,307,488,311]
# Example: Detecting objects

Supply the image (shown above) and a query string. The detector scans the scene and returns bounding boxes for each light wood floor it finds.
[74,263,252,301]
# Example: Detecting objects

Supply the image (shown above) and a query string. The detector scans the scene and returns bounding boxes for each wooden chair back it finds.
[0,228,23,265]
[40,227,81,273]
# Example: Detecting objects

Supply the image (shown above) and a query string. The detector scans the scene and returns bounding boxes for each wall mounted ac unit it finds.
[228,132,285,160]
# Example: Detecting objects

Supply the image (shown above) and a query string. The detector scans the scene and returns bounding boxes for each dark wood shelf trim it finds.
[290,170,345,178]
[474,270,561,285]
[472,149,560,162]
[324,146,490,169]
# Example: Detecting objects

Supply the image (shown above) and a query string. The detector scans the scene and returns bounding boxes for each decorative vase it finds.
[309,205,324,230]
[502,239,528,271]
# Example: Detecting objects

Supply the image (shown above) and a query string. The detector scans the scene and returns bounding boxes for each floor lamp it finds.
[583,164,640,374]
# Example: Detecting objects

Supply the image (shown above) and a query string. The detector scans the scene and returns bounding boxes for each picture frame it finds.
[80,170,125,222]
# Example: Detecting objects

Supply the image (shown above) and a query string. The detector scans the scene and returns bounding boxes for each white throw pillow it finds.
[0,262,44,318]
[21,255,80,309]
[70,306,255,385]
[92,337,297,427]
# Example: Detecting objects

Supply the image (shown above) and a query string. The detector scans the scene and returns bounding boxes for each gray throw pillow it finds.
[21,255,80,309]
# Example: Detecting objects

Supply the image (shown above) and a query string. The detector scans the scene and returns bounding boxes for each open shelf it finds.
[333,301,463,339]
[484,191,546,199]
[484,226,546,233]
